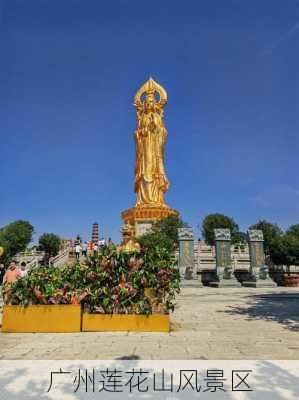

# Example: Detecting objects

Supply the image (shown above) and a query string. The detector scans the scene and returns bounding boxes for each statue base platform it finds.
[121,205,179,237]
[242,279,277,288]
[209,277,241,288]
[180,279,203,288]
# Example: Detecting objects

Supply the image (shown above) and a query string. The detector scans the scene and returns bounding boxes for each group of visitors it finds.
[74,239,106,260]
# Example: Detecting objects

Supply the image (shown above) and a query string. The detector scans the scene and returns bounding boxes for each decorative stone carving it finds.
[248,229,264,242]
[214,228,231,241]
[178,227,194,240]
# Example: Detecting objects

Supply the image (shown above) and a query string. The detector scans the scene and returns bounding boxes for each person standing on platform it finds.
[82,242,88,257]
[99,238,105,248]
[75,243,81,261]
[20,261,28,278]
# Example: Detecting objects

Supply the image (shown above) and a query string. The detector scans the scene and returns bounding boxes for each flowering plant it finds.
[4,244,180,315]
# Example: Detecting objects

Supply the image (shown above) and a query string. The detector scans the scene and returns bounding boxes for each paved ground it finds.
[0,286,299,360]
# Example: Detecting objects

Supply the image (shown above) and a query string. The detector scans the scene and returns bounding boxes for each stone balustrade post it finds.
[209,228,241,288]
[242,230,276,287]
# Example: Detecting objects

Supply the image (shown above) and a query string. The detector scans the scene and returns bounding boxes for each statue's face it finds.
[145,93,155,110]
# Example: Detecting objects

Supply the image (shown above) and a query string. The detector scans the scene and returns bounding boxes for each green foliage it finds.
[5,245,180,315]
[152,215,187,243]
[233,231,247,244]
[249,220,283,255]
[202,214,239,245]
[270,234,299,267]
[138,215,187,254]
[0,220,34,264]
[138,231,174,254]
[286,224,299,240]
[38,233,61,257]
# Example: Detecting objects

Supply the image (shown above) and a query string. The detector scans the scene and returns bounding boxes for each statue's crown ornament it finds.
[134,77,167,107]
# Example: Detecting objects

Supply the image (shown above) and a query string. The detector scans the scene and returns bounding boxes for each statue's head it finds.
[144,91,155,111]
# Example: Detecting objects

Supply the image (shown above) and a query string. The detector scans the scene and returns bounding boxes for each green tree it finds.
[286,224,299,240]
[38,233,61,258]
[0,220,34,264]
[152,215,188,243]
[233,231,247,244]
[202,214,239,245]
[270,234,299,271]
[249,220,283,255]
[138,231,174,254]
[138,215,187,256]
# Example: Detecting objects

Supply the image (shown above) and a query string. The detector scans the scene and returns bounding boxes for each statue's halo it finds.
[134,77,167,106]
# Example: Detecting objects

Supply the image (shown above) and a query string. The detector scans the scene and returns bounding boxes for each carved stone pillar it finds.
[178,228,196,280]
[209,229,241,288]
[242,230,276,287]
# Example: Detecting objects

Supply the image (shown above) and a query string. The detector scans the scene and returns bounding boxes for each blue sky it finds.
[0,0,298,242]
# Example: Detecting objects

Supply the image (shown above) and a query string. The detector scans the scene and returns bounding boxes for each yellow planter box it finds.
[82,313,170,332]
[2,305,81,333]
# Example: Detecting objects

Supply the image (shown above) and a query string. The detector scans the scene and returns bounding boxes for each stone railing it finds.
[15,251,44,270]
[51,247,71,268]
[196,241,250,271]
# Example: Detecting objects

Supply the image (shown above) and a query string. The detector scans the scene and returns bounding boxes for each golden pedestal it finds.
[82,313,170,332]
[121,205,179,237]
[2,305,81,333]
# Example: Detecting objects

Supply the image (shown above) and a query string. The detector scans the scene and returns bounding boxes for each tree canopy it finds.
[152,215,188,243]
[270,234,299,267]
[138,215,187,254]
[38,233,61,258]
[201,214,239,245]
[286,224,299,240]
[249,220,283,255]
[0,220,34,264]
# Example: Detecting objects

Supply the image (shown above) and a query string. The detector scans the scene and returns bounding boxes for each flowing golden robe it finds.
[134,79,169,207]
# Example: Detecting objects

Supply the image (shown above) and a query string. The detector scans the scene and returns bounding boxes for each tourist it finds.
[2,261,22,285]
[2,262,22,304]
[99,238,105,248]
[75,243,81,260]
[20,261,28,278]
[82,242,88,257]
[93,243,98,256]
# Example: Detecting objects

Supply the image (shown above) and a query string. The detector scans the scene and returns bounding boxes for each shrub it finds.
[5,245,180,315]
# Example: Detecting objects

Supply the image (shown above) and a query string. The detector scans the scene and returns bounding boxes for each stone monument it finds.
[178,228,194,278]
[121,77,179,237]
[242,229,276,287]
[209,229,241,287]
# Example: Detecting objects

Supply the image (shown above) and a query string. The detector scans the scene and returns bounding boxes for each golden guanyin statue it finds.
[121,77,179,237]
[134,77,169,207]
